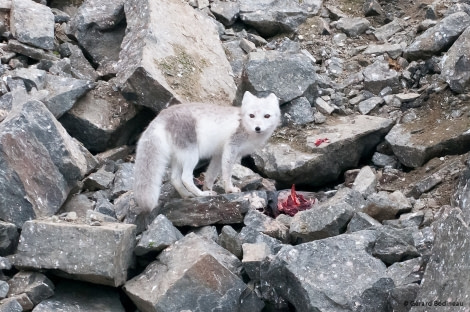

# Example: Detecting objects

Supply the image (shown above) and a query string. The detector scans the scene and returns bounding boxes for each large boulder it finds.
[252,115,393,186]
[116,0,236,111]
[0,100,97,227]
[441,26,470,93]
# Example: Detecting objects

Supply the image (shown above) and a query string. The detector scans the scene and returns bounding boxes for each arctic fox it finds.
[133,91,280,212]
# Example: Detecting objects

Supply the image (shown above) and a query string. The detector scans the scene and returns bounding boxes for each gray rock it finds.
[281,97,315,125]
[60,43,99,81]
[210,0,240,26]
[218,225,243,259]
[441,26,470,93]
[252,115,393,186]
[32,280,125,312]
[364,43,405,59]
[159,192,256,227]
[116,0,236,111]
[7,271,54,305]
[61,194,95,218]
[67,0,126,75]
[387,257,423,286]
[243,50,318,104]
[0,281,7,299]
[372,152,399,168]
[0,100,97,227]
[43,74,95,118]
[404,12,470,61]
[12,220,136,287]
[239,0,322,37]
[10,0,54,50]
[6,293,33,311]
[190,225,218,242]
[373,226,420,265]
[261,230,388,311]
[388,283,420,312]
[363,0,384,17]
[83,167,115,191]
[86,209,117,223]
[352,166,377,198]
[335,17,371,37]
[315,96,335,115]
[363,58,401,94]
[7,39,58,62]
[0,221,18,256]
[362,191,412,222]
[374,19,407,42]
[242,242,270,281]
[112,162,134,198]
[124,233,246,312]
[346,212,382,233]
[134,214,183,256]
[11,68,46,91]
[0,298,22,312]
[244,209,289,243]
[290,188,365,242]
[239,226,284,255]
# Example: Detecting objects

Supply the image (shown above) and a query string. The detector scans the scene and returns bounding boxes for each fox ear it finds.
[242,91,255,101]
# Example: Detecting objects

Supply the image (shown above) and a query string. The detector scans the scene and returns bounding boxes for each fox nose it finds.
[255,126,261,133]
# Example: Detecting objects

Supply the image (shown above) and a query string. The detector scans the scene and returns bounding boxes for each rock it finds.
[242,242,270,281]
[406,173,442,199]
[252,115,393,186]
[362,191,412,222]
[116,0,236,111]
[134,214,183,256]
[346,211,382,233]
[61,194,94,218]
[239,226,284,255]
[239,0,322,37]
[385,120,470,168]
[0,298,22,312]
[218,225,243,259]
[243,50,318,104]
[244,209,289,243]
[404,12,470,61]
[261,230,389,311]
[374,18,407,42]
[358,96,384,114]
[190,225,218,242]
[12,220,136,287]
[363,43,405,59]
[67,0,126,75]
[290,188,365,242]
[441,26,470,93]
[0,100,97,227]
[59,43,98,81]
[43,74,95,118]
[10,0,54,50]
[315,97,335,115]
[363,58,401,94]
[372,152,399,168]
[388,283,420,312]
[281,97,315,125]
[83,167,115,191]
[410,208,470,312]
[352,166,377,198]
[111,162,134,198]
[373,226,420,265]
[363,0,384,17]
[210,0,240,26]
[387,257,423,286]
[11,68,46,91]
[0,221,18,256]
[240,38,256,53]
[7,271,54,305]
[159,192,258,227]
[124,233,246,312]
[335,17,371,37]
[32,280,125,312]
[7,39,58,62]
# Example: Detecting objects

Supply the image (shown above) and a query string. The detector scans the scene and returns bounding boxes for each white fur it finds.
[133,91,280,212]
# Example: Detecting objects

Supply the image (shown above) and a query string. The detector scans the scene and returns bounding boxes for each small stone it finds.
[242,243,271,281]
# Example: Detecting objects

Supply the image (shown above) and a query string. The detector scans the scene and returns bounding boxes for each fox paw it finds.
[226,186,241,193]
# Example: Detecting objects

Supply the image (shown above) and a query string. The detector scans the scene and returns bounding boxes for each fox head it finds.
[240,91,280,135]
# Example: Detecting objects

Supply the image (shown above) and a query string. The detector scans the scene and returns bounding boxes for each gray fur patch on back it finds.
[163,110,197,148]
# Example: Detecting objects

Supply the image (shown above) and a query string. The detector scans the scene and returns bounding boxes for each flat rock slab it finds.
[116,0,236,111]
[159,191,266,227]
[0,100,97,227]
[124,233,246,312]
[385,117,470,168]
[12,220,136,287]
[441,26,470,93]
[261,230,389,311]
[252,115,393,186]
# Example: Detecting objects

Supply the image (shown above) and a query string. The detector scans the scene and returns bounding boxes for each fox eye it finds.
[249,114,255,118]
[264,114,271,118]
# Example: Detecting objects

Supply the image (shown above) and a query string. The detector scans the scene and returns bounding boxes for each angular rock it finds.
[159,192,259,227]
[388,283,420,312]
[372,152,399,168]
[190,225,218,242]
[290,188,365,242]
[239,226,284,255]
[441,26,470,93]
[373,226,420,265]
[335,17,371,37]
[410,208,470,312]
[116,0,236,111]
[0,281,8,299]
[67,0,126,74]
[346,211,382,233]
[43,74,95,118]
[244,209,289,243]
[218,225,243,259]
[210,0,240,26]
[387,257,423,287]
[261,230,388,311]
[7,39,59,62]
[60,43,99,81]
[7,271,54,305]
[362,191,412,222]
[281,97,315,125]
[385,120,470,168]
[243,50,318,104]
[0,100,97,227]
[242,242,270,281]
[363,0,384,17]
[32,280,125,312]
[252,115,393,186]
[134,214,183,256]
[358,96,384,114]
[11,68,46,91]
[374,18,407,42]
[352,166,377,198]
[315,97,335,115]
[239,0,322,37]
[404,12,470,61]
[0,298,22,312]
[0,221,18,256]
[83,167,115,191]
[111,162,134,198]
[363,58,401,94]
[10,0,54,50]
[124,233,246,312]
[364,43,405,59]
[12,220,136,286]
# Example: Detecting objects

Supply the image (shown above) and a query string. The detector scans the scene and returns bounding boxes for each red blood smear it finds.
[277,184,315,216]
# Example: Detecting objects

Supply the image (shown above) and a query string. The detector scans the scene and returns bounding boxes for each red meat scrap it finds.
[277,185,315,216]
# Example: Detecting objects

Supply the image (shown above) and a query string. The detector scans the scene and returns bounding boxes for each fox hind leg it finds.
[178,149,215,197]
[170,160,193,198]
[203,154,222,192]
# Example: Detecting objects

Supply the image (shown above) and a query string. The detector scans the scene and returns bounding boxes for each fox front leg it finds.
[221,143,241,194]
